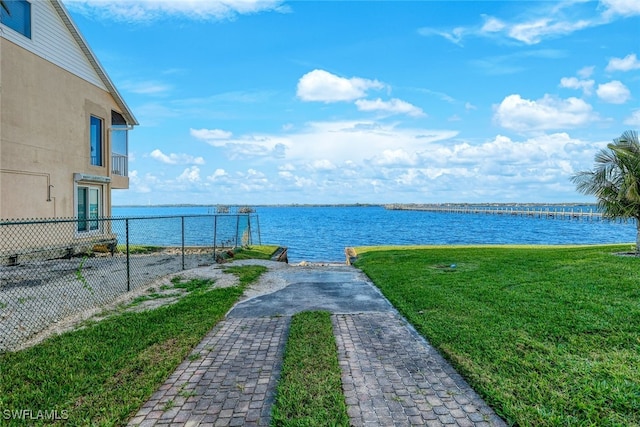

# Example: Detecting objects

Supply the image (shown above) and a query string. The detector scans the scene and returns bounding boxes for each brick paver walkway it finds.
[128,265,507,426]
[334,313,506,427]
[127,317,289,427]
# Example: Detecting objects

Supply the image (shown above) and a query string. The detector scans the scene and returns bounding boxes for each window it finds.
[111,111,129,176]
[90,116,103,166]
[77,186,101,232]
[0,0,31,39]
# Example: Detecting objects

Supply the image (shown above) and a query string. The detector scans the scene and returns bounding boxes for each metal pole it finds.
[213,215,218,261]
[246,214,252,246]
[235,214,240,249]
[256,214,262,245]
[126,219,130,292]
[181,216,185,270]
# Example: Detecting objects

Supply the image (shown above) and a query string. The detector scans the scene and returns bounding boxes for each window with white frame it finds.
[0,0,31,39]
[77,185,101,232]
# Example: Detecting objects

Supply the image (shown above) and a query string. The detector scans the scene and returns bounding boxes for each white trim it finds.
[73,173,111,184]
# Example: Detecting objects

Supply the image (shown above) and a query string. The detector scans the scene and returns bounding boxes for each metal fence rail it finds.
[0,214,259,352]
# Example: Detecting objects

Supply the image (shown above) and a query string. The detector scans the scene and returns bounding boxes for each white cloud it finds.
[121,80,172,95]
[296,69,385,103]
[494,94,596,132]
[279,163,296,172]
[355,98,425,117]
[418,88,456,104]
[373,149,418,166]
[605,53,640,72]
[207,168,228,181]
[122,125,610,204]
[624,109,640,127]
[63,0,289,22]
[284,120,458,166]
[190,128,233,140]
[149,149,205,165]
[507,18,591,45]
[236,169,270,193]
[309,159,336,171]
[481,15,506,33]
[191,128,289,159]
[127,170,152,194]
[423,2,637,46]
[596,80,631,104]
[559,76,594,95]
[417,27,466,45]
[601,0,640,18]
[177,166,201,183]
[577,66,595,79]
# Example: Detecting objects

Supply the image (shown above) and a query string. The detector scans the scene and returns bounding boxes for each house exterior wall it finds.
[0,0,132,223]
[0,38,124,220]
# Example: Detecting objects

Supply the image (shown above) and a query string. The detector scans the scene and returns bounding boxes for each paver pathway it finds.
[128,317,289,427]
[128,264,507,426]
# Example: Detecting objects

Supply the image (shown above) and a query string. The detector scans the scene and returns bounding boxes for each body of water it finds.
[112,205,637,263]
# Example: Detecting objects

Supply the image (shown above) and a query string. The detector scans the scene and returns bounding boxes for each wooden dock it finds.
[384,204,633,223]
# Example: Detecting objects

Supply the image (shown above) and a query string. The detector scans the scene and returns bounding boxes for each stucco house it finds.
[1,0,137,258]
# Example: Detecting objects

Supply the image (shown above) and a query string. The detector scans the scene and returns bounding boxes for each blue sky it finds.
[63,0,640,205]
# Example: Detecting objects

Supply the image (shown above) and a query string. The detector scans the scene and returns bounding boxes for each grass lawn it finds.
[353,244,640,426]
[0,265,267,426]
[232,245,280,260]
[271,311,349,427]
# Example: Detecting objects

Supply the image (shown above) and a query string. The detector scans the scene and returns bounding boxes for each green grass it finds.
[127,291,180,307]
[271,311,349,427]
[231,245,280,260]
[0,265,266,426]
[223,265,268,286]
[354,244,640,426]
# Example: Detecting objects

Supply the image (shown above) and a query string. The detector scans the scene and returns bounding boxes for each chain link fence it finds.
[0,213,260,352]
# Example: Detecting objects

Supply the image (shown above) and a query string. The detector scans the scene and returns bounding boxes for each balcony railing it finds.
[112,153,128,176]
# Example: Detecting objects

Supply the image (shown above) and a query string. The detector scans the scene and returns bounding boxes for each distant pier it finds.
[384,204,634,223]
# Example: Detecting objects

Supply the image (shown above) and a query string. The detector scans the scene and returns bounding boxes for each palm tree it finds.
[571,130,640,254]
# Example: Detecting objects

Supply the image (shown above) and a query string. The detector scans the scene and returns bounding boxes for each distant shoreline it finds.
[113,203,379,208]
[114,202,597,208]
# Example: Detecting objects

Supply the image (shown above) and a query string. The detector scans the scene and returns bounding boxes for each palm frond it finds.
[571,130,640,221]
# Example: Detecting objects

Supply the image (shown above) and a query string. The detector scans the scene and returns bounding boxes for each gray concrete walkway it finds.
[128,264,506,427]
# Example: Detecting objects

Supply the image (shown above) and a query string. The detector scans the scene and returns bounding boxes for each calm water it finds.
[112,205,636,263]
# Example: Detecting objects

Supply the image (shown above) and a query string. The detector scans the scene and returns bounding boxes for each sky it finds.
[62,0,640,206]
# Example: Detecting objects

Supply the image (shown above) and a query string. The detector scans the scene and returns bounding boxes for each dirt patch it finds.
[614,252,639,257]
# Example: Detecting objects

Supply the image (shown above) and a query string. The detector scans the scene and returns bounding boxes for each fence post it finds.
[246,214,252,246]
[126,218,130,292]
[213,215,217,261]
[235,214,240,248]
[256,215,262,245]
[181,216,185,270]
